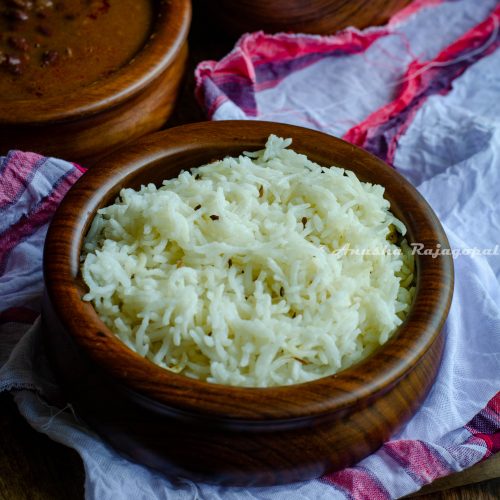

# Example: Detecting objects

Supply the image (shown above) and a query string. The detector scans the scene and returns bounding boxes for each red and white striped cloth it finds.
[1,0,499,498]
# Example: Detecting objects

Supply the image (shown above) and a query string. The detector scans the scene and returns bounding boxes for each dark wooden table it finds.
[1,6,499,499]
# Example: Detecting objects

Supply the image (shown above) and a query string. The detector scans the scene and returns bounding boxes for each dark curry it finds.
[0,0,153,100]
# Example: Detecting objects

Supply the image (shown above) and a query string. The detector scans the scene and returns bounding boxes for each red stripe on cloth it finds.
[466,407,499,436]
[487,392,500,417]
[383,440,452,484]
[72,162,87,174]
[252,30,384,92]
[0,307,38,325]
[343,4,500,163]
[484,432,500,455]
[246,30,386,66]
[195,29,388,118]
[0,151,44,209]
[322,467,390,499]
[342,60,423,162]
[194,0,459,119]
[207,95,229,120]
[466,391,499,434]
[465,432,500,460]
[388,0,445,27]
[0,167,81,274]
[320,393,500,496]
[465,391,500,458]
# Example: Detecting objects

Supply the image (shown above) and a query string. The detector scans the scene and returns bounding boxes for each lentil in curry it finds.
[0,0,153,100]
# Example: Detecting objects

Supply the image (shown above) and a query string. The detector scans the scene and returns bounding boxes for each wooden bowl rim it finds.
[0,0,191,125]
[44,121,454,421]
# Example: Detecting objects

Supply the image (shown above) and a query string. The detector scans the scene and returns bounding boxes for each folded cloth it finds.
[1,0,499,498]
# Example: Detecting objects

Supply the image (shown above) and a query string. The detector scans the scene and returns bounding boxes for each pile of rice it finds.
[81,135,415,387]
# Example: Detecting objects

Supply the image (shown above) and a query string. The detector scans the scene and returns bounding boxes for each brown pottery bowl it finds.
[42,121,454,486]
[0,0,191,165]
[199,0,411,36]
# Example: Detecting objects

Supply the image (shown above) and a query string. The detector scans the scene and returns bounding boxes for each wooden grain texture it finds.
[41,121,454,485]
[0,0,191,164]
[415,479,500,500]
[410,453,500,497]
[198,0,411,35]
[0,393,84,500]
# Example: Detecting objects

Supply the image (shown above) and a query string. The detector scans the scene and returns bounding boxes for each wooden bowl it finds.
[199,0,411,36]
[42,121,453,486]
[0,0,191,166]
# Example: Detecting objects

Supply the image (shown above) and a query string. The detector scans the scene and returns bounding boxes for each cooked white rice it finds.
[81,135,415,387]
